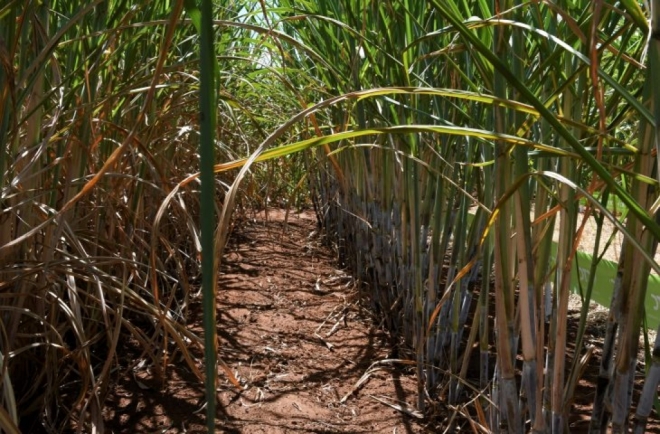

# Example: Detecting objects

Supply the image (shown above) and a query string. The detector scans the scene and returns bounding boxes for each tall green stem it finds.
[199,0,217,430]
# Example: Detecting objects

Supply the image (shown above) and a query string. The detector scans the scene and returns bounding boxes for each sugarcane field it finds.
[3,1,660,433]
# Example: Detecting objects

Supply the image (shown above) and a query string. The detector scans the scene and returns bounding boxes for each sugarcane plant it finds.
[0,1,306,431]
[2,0,660,432]
[256,0,660,432]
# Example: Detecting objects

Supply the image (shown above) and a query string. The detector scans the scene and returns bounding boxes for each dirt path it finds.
[103,210,429,433]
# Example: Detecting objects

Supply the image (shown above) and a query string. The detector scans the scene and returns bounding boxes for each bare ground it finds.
[101,210,432,433]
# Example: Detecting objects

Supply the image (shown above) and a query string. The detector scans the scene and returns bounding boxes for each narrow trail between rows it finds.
[104,210,430,433]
